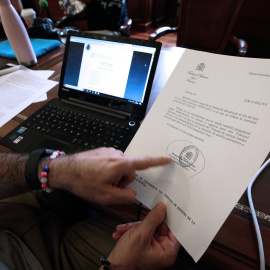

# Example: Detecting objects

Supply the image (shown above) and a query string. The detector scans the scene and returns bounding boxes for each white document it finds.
[19,66,56,102]
[0,64,54,80]
[0,64,56,102]
[0,70,58,127]
[20,66,55,80]
[125,49,270,262]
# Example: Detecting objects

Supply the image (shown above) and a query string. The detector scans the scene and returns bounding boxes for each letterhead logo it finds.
[196,63,205,72]
[166,140,205,178]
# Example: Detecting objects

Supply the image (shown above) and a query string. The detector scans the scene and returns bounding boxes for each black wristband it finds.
[25,149,48,190]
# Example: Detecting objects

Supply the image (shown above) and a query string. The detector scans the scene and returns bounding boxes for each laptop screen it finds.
[59,32,161,120]
[63,36,156,106]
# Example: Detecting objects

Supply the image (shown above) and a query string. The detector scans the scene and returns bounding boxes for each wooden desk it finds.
[0,46,269,270]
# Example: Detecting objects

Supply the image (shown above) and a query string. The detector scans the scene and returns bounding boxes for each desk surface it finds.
[0,45,269,270]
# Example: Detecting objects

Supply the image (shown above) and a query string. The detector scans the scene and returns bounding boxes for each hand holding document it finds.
[124,49,270,262]
[0,70,58,127]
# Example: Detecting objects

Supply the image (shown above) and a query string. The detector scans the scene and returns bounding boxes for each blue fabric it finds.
[0,38,61,59]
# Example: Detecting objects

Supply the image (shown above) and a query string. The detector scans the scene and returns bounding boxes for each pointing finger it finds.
[116,156,171,188]
[129,156,172,171]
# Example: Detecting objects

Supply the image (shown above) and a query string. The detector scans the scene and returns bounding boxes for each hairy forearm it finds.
[0,151,69,200]
[0,152,30,199]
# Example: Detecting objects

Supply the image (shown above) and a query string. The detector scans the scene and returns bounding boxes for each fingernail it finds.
[127,221,141,226]
[116,224,126,229]
[156,202,166,212]
[165,156,172,162]
[112,232,120,239]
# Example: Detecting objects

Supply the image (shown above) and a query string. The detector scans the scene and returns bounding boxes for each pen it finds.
[0,64,20,76]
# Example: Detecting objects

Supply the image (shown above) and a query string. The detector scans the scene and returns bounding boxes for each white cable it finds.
[247,158,270,270]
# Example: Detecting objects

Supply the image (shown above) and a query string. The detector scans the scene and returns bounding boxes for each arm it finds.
[42,147,171,205]
[0,152,29,199]
[0,148,171,204]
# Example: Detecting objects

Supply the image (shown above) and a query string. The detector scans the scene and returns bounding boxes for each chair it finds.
[149,0,248,56]
[55,10,132,37]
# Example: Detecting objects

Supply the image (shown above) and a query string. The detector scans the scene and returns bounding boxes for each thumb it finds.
[140,202,166,238]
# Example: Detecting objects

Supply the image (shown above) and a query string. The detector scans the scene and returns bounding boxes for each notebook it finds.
[0,31,161,154]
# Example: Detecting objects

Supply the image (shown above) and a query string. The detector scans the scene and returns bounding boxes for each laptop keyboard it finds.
[24,104,131,150]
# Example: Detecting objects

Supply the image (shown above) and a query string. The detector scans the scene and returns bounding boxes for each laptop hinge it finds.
[62,98,131,120]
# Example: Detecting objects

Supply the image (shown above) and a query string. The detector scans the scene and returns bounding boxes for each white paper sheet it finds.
[0,64,56,102]
[0,70,58,127]
[19,65,55,102]
[125,49,270,262]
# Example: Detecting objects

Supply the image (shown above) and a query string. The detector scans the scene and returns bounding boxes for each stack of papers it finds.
[0,66,58,127]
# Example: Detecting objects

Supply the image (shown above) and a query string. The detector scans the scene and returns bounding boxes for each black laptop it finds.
[0,31,161,154]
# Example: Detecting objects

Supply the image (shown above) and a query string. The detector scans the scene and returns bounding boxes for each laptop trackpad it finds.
[0,128,42,152]
[29,136,77,154]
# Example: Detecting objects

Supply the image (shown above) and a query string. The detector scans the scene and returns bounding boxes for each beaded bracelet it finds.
[100,256,111,270]
[40,150,65,192]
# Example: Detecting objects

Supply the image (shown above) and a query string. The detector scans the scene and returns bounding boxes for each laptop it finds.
[0,31,161,154]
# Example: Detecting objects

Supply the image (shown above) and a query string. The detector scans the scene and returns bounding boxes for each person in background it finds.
[0,0,30,36]
[58,0,129,34]
[0,147,180,269]
[6,0,37,28]
[11,0,38,15]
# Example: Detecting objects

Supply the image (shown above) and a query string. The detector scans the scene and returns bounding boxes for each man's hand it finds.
[48,147,171,205]
[107,202,180,270]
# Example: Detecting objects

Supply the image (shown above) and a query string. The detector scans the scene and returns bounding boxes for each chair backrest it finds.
[176,0,244,54]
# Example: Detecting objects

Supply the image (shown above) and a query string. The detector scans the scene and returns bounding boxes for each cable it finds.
[247,158,270,270]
